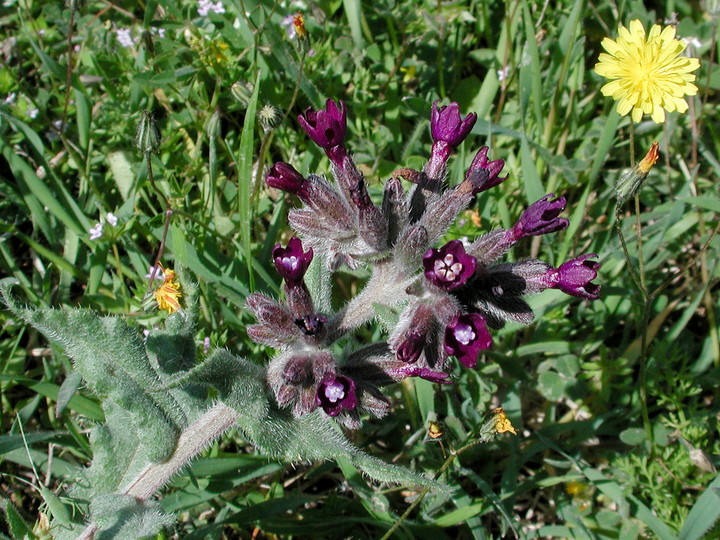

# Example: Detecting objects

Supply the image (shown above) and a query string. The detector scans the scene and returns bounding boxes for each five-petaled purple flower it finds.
[430,101,477,147]
[444,313,492,368]
[316,374,358,416]
[551,254,601,300]
[466,146,508,194]
[267,162,307,197]
[512,194,569,239]
[298,99,347,150]
[273,237,313,285]
[423,240,476,290]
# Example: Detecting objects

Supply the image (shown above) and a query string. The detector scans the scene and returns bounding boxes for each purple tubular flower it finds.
[298,99,347,150]
[316,374,358,416]
[466,147,508,194]
[512,194,569,239]
[553,254,601,300]
[423,240,477,290]
[430,101,477,147]
[444,313,492,368]
[273,237,313,285]
[396,331,425,363]
[294,314,328,336]
[267,162,307,197]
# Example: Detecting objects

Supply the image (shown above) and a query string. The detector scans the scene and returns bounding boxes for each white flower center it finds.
[454,323,476,345]
[434,254,463,282]
[325,382,345,403]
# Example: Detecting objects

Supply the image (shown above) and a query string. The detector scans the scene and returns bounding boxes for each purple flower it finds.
[512,194,569,239]
[552,254,601,300]
[396,331,425,363]
[430,101,477,147]
[298,99,347,150]
[294,314,328,336]
[267,162,307,197]
[466,147,508,194]
[444,313,492,368]
[316,374,358,416]
[423,240,476,290]
[273,237,313,285]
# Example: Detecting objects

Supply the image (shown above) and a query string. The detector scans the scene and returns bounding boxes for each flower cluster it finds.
[248,99,601,428]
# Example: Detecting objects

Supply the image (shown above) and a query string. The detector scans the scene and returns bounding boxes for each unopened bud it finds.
[135,110,161,155]
[231,81,255,108]
[258,104,282,131]
[615,142,659,204]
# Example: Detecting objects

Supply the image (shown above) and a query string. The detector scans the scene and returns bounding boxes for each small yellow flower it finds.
[594,19,700,123]
[293,13,308,40]
[154,268,182,313]
[491,407,517,435]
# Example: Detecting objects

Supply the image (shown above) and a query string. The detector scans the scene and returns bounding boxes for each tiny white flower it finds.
[212,1,225,14]
[497,66,510,82]
[203,336,211,354]
[89,223,103,240]
[152,27,166,38]
[27,108,39,119]
[115,28,134,48]
[682,36,702,49]
[106,212,118,226]
[3,92,16,105]
[145,265,165,281]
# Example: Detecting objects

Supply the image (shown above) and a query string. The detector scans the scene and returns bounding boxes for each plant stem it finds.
[77,402,238,540]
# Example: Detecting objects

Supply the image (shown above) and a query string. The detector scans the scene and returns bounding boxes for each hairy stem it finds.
[78,402,238,540]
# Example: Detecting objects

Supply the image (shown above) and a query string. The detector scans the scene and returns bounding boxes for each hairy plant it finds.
[1,99,601,539]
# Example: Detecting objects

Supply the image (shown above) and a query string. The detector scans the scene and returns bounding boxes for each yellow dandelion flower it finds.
[491,407,517,436]
[154,268,182,313]
[594,19,700,123]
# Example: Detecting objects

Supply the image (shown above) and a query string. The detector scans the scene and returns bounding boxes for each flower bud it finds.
[430,100,477,147]
[267,162,307,196]
[258,104,282,131]
[273,237,313,285]
[512,194,569,239]
[466,146,508,194]
[298,99,347,150]
[230,81,254,108]
[134,110,161,155]
[553,254,601,300]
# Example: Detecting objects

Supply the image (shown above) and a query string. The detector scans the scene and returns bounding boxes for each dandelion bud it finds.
[230,81,254,108]
[258,104,282,131]
[135,110,161,155]
[615,142,660,204]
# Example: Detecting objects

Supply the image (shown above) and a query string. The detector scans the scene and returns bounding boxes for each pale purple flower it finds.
[89,223,103,240]
[198,0,225,16]
[106,212,118,226]
[145,265,165,281]
[203,336,211,354]
[3,93,16,105]
[27,108,39,119]
[115,28,134,48]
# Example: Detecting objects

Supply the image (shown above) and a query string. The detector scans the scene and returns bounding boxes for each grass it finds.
[1,0,719,538]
